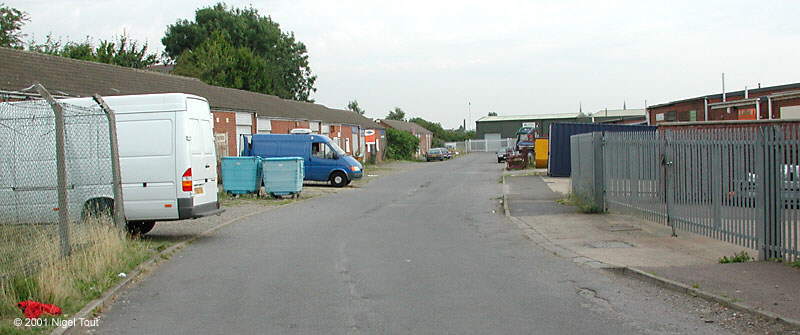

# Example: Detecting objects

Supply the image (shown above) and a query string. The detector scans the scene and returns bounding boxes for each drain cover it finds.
[586,240,635,248]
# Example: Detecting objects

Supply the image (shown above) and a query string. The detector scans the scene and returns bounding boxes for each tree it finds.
[28,33,159,69]
[410,117,476,142]
[385,128,419,160]
[386,107,405,121]
[347,100,364,115]
[173,32,269,92]
[163,3,316,101]
[0,3,28,49]
[488,112,498,116]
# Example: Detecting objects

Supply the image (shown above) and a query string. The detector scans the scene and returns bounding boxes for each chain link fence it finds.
[0,85,123,282]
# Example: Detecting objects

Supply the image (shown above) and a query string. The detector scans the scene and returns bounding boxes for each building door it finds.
[484,133,502,152]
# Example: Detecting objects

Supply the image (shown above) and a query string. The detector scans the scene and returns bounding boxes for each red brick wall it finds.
[270,120,309,134]
[212,111,237,156]
[649,87,800,125]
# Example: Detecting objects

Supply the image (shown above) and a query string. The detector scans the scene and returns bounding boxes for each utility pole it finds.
[467,101,471,130]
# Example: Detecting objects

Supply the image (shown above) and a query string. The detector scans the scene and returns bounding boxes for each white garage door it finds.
[484,133,502,151]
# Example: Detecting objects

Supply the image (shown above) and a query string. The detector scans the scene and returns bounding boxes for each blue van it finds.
[241,134,363,187]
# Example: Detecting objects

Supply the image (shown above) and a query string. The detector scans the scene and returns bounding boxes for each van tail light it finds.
[182,168,193,192]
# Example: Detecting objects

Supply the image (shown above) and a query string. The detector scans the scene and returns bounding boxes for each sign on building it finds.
[365,129,376,144]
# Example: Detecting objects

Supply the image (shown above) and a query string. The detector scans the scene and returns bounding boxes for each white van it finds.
[0,93,222,234]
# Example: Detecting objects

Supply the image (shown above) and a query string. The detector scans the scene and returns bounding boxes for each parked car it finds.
[426,148,446,161]
[438,147,453,159]
[496,147,512,163]
[722,165,800,208]
[0,93,224,235]
[241,134,362,187]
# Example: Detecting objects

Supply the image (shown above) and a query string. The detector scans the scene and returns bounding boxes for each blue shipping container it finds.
[221,156,263,195]
[262,157,304,198]
[548,123,656,177]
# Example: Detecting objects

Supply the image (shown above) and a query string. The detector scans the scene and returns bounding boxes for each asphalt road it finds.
[94,153,736,334]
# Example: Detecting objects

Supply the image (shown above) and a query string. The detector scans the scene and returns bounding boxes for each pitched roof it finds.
[0,47,383,129]
[378,119,432,134]
[475,113,581,122]
[588,109,646,117]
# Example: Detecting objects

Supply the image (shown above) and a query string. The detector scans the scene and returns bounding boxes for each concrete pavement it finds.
[85,153,757,334]
[504,173,800,329]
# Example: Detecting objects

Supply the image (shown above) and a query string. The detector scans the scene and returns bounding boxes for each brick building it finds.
[648,82,800,125]
[377,119,433,158]
[0,47,385,162]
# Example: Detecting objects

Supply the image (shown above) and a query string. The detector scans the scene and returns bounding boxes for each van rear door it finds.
[186,98,219,209]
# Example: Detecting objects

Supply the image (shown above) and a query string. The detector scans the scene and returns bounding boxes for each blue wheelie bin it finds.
[262,157,304,198]
[221,156,262,195]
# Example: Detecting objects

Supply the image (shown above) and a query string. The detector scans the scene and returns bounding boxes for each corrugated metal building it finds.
[548,123,656,177]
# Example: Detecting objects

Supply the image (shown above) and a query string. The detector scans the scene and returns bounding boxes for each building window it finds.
[665,111,677,122]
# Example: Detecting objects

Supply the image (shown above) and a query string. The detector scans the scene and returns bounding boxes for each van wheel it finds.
[81,198,114,223]
[330,171,348,187]
[126,221,156,235]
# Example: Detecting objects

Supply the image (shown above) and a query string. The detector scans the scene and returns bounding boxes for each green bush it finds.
[386,128,420,160]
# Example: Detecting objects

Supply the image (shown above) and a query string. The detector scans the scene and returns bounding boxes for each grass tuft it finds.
[719,251,752,264]
[1,217,153,332]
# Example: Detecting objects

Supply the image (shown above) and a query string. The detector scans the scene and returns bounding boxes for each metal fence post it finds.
[755,126,768,260]
[92,95,126,229]
[592,132,605,210]
[35,83,71,257]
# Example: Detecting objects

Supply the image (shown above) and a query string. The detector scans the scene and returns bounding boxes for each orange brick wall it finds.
[270,119,310,134]
[212,111,237,156]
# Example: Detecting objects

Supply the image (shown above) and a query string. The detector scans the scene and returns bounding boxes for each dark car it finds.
[426,148,445,161]
[496,147,511,163]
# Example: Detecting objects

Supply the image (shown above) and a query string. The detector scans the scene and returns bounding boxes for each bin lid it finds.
[222,156,260,161]
[263,156,303,161]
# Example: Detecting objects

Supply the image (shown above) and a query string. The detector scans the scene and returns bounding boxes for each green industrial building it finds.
[474,109,646,140]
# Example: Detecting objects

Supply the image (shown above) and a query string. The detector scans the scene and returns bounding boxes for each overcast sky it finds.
[8,0,800,128]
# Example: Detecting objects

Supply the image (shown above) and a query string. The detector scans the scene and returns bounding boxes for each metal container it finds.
[262,157,304,198]
[548,123,656,177]
[221,156,262,195]
[534,138,549,168]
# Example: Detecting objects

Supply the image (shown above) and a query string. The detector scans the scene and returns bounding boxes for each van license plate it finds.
[194,186,204,194]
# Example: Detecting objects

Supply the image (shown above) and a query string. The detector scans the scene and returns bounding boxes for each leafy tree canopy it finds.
[347,100,365,115]
[163,3,316,101]
[386,107,405,121]
[410,117,475,142]
[385,127,419,160]
[488,112,498,116]
[0,3,28,49]
[28,33,159,69]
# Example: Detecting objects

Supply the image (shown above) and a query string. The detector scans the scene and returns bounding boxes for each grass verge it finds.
[1,218,156,334]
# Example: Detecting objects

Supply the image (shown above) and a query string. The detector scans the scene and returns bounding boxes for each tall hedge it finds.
[386,128,420,160]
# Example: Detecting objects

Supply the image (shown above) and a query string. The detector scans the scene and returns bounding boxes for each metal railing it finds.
[460,138,515,152]
[572,126,800,261]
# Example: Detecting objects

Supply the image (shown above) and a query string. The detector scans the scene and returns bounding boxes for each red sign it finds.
[365,129,376,144]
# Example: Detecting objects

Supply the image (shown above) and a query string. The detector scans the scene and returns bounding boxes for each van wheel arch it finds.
[81,197,115,222]
[329,170,348,187]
